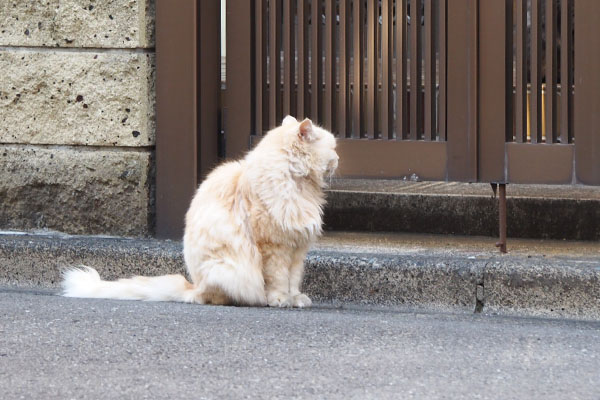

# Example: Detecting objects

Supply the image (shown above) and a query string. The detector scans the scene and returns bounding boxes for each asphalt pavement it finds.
[1,286,599,399]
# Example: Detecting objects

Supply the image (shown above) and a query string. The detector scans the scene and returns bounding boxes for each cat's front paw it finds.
[267,292,293,308]
[292,293,312,308]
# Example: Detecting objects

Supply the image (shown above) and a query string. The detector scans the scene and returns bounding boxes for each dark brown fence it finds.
[231,0,455,180]
[252,0,444,141]
[156,0,600,238]
[223,0,477,181]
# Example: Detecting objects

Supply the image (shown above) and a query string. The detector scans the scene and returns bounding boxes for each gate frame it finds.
[155,0,600,239]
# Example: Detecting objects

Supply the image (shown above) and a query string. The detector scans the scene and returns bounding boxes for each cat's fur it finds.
[62,116,339,307]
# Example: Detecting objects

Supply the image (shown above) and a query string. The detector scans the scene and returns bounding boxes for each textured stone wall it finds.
[0,0,156,237]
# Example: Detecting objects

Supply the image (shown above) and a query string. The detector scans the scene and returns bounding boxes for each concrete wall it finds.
[0,0,156,237]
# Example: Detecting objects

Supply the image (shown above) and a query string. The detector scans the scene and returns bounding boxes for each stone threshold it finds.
[325,179,600,240]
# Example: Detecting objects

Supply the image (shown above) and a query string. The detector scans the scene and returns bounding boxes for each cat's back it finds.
[185,160,245,225]
[199,160,244,198]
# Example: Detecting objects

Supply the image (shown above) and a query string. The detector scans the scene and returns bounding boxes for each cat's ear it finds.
[298,118,315,142]
[282,115,298,126]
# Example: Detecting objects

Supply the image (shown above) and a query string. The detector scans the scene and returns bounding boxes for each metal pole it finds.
[496,183,507,253]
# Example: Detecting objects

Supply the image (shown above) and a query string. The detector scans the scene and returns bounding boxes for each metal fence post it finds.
[575,0,600,184]
[156,0,200,239]
[478,0,512,183]
[446,0,478,182]
[156,0,220,239]
[226,0,254,159]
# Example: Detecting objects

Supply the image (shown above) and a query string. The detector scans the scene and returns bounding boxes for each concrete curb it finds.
[1,232,598,320]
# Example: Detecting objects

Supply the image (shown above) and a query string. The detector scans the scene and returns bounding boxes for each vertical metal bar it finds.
[396,0,408,140]
[226,0,254,157]
[410,0,422,140]
[198,0,221,175]
[311,0,323,122]
[560,0,573,144]
[381,0,393,139]
[496,184,507,253]
[297,0,309,119]
[361,0,368,135]
[255,0,267,135]
[269,0,282,128]
[367,0,378,138]
[424,0,436,141]
[156,0,199,239]
[505,0,513,144]
[255,1,263,135]
[545,0,558,143]
[446,0,478,182]
[338,0,350,137]
[324,0,335,131]
[438,0,446,141]
[468,0,478,178]
[515,0,527,143]
[283,0,296,118]
[531,0,542,143]
[353,0,364,138]
[478,0,511,183]
[574,0,600,184]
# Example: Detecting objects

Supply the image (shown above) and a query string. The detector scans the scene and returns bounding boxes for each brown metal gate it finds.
[226,0,472,181]
[156,0,600,238]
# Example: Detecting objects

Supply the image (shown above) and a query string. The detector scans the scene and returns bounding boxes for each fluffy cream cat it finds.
[62,116,339,308]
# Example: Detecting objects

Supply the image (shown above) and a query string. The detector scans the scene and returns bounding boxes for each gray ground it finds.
[1,286,599,400]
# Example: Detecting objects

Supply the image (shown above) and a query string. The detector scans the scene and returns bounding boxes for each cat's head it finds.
[281,115,339,180]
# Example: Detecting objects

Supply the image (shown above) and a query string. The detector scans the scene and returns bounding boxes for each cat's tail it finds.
[61,266,198,303]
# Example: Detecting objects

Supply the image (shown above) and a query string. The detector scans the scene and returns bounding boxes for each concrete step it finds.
[325,179,600,241]
[1,231,598,320]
